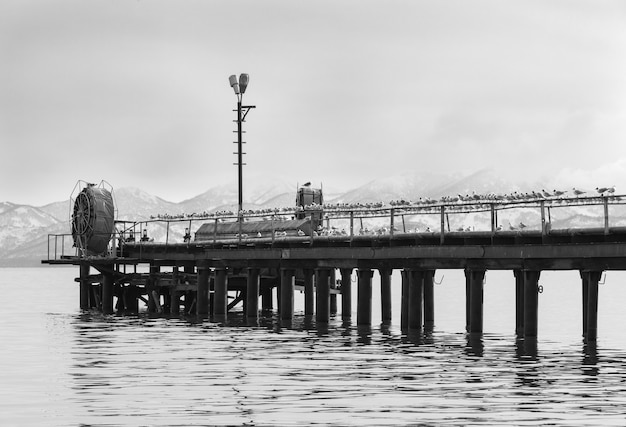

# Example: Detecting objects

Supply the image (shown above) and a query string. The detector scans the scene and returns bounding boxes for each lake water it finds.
[2,267,626,426]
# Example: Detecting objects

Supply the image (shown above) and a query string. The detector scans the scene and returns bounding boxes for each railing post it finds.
[604,197,609,235]
[350,211,354,243]
[540,201,547,238]
[440,206,445,244]
[390,208,395,236]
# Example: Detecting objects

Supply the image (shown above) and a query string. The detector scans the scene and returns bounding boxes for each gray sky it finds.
[1,0,625,206]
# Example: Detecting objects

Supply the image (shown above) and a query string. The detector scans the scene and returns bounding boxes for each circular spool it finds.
[72,185,115,255]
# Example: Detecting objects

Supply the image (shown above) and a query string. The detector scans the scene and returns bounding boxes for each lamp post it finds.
[229,74,255,221]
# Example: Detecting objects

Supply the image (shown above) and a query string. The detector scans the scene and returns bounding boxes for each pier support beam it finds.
[303,268,315,316]
[581,270,603,341]
[102,273,114,314]
[408,269,424,331]
[330,270,338,315]
[147,264,159,313]
[423,270,435,328]
[513,270,524,335]
[171,290,181,315]
[213,268,228,317]
[261,285,273,312]
[246,268,260,318]
[316,268,331,323]
[340,268,352,320]
[280,269,295,321]
[170,267,180,314]
[523,270,541,337]
[401,269,409,330]
[357,268,374,326]
[79,263,90,310]
[379,268,392,324]
[125,285,139,314]
[465,269,486,334]
[197,261,210,315]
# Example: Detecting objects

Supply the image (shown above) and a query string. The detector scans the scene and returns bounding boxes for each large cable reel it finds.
[71,181,115,256]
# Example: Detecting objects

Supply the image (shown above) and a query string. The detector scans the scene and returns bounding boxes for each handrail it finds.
[48,194,626,261]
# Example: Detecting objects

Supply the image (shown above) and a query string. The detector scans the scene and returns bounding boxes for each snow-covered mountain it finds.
[1,170,622,266]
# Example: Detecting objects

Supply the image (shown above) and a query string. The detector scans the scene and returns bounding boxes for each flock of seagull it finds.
[148,186,618,222]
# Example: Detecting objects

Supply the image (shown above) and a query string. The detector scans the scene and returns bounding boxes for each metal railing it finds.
[47,194,626,261]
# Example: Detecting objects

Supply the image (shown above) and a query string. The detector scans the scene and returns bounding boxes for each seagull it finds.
[519,222,527,229]
[496,224,503,231]
[573,187,585,196]
[509,222,517,231]
[607,186,616,194]
[541,189,552,198]
[596,187,609,195]
[553,189,567,197]
[302,182,311,187]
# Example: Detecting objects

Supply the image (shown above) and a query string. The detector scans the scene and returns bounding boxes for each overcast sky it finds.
[1,0,625,206]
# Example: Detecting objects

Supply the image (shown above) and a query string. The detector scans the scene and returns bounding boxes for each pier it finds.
[44,192,626,341]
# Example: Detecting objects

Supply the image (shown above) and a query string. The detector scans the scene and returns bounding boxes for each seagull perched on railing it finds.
[596,187,609,195]
[607,186,616,194]
[573,187,585,196]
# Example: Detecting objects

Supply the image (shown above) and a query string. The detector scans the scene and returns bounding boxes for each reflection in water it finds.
[64,310,625,426]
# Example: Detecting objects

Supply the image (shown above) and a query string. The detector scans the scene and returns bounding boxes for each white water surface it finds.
[1,267,626,426]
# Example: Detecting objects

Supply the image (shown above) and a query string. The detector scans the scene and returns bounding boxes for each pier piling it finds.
[214,268,228,316]
[582,270,603,340]
[280,268,295,320]
[340,268,352,320]
[523,270,541,337]
[102,273,114,314]
[357,269,374,326]
[467,269,485,334]
[303,268,314,316]
[423,269,435,328]
[401,269,409,330]
[197,261,210,315]
[408,269,424,330]
[379,268,392,323]
[316,268,331,323]
[514,270,524,335]
[246,268,260,318]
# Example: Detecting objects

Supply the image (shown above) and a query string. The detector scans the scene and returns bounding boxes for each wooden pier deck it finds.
[43,194,626,341]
